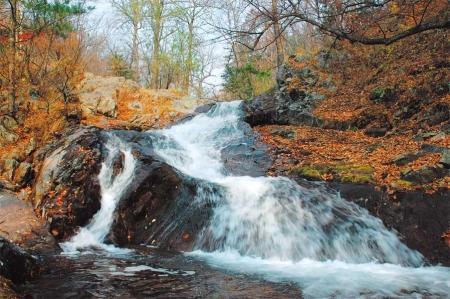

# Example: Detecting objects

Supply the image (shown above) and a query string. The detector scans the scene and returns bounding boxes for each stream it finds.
[22,101,450,298]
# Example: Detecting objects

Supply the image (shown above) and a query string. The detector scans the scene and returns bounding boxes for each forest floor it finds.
[255,30,449,193]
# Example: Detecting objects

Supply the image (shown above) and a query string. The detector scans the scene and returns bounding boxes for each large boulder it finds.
[33,127,104,240]
[0,237,40,284]
[105,131,219,251]
[32,128,220,250]
[77,73,139,118]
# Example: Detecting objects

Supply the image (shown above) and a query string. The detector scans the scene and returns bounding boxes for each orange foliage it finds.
[257,125,449,192]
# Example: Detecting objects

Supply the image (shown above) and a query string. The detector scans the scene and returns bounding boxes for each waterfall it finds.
[152,101,450,297]
[61,135,136,254]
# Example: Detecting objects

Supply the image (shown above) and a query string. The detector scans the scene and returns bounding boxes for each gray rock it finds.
[393,152,420,166]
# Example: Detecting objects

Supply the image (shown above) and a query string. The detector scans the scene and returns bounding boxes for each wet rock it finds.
[33,127,104,240]
[0,237,40,284]
[221,143,271,177]
[221,120,272,177]
[107,131,219,251]
[194,103,216,114]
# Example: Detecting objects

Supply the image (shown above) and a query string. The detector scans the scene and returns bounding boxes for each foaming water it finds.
[188,250,450,298]
[61,135,136,254]
[152,101,450,297]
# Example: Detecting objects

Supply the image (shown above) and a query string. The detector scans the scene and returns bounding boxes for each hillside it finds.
[246,30,449,193]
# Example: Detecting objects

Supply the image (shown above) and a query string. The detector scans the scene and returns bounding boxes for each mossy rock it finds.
[291,165,324,180]
[390,179,415,189]
[334,163,374,184]
[291,163,374,184]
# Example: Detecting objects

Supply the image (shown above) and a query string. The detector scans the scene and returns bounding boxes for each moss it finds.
[340,173,373,184]
[291,165,324,180]
[335,163,374,184]
[291,163,374,184]
[391,179,415,189]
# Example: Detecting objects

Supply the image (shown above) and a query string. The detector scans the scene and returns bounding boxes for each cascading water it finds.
[151,101,450,297]
[61,135,136,254]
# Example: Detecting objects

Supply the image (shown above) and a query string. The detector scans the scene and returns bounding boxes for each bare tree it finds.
[112,0,147,82]
[174,0,210,91]
[231,0,449,52]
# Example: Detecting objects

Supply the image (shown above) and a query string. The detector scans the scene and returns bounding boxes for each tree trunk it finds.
[131,22,140,82]
[150,0,163,89]
[8,0,19,116]
[183,21,194,92]
[271,0,284,67]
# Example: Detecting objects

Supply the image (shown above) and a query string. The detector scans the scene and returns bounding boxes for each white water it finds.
[152,101,450,297]
[61,135,136,254]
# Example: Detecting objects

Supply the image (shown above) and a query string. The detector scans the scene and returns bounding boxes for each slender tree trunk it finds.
[271,0,284,67]
[150,0,163,89]
[8,0,19,116]
[183,21,194,92]
[131,22,140,82]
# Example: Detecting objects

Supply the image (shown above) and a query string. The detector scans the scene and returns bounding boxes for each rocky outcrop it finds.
[77,73,139,118]
[98,130,218,251]
[0,237,40,284]
[243,64,326,127]
[33,127,104,240]
[31,128,219,250]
